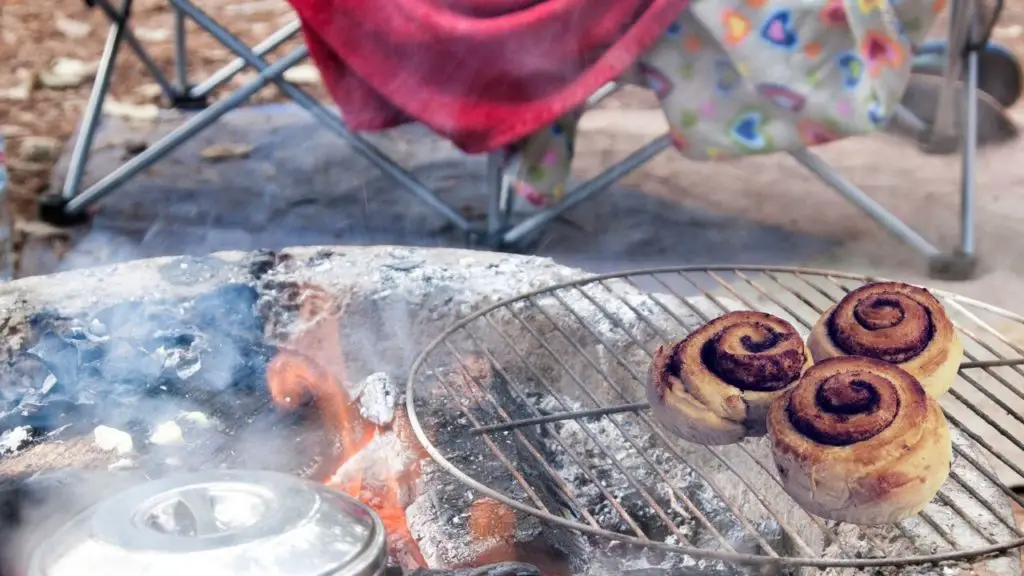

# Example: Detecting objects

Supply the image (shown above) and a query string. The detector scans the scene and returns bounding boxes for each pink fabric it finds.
[289,0,689,153]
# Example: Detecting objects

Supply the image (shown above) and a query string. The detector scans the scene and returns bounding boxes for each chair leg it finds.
[55,48,308,217]
[500,135,671,247]
[168,0,473,231]
[90,0,191,104]
[929,12,982,281]
[42,0,134,226]
[484,150,512,248]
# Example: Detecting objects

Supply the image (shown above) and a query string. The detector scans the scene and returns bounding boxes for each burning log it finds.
[391,563,542,576]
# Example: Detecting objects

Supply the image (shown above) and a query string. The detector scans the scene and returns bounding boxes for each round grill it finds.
[405,266,1024,569]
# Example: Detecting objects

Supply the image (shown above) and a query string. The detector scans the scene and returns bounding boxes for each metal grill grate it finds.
[405,266,1024,569]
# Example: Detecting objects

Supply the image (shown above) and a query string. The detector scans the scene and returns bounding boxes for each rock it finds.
[55,15,92,39]
[39,58,98,90]
[16,136,62,164]
[200,142,254,162]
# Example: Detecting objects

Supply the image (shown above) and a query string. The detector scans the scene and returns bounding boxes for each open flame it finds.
[265,288,429,568]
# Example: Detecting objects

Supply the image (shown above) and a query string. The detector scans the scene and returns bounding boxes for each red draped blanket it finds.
[288,0,688,153]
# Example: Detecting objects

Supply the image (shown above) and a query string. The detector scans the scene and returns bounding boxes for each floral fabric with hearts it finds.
[506,0,944,207]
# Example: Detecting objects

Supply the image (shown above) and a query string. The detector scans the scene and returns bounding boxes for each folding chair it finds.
[43,0,999,281]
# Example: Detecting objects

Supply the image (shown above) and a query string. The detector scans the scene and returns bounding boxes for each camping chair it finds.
[43,0,1010,281]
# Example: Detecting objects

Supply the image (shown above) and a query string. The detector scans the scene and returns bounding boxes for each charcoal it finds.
[191,284,261,337]
[23,331,79,386]
[401,563,542,576]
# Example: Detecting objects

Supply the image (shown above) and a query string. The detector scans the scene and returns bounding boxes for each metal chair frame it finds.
[47,0,985,279]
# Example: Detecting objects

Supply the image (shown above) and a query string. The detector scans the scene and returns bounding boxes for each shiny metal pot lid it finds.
[28,470,387,576]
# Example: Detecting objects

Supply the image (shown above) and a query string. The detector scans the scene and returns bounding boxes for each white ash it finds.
[327,431,419,505]
[0,425,32,456]
[355,372,396,427]
[797,427,1021,576]
[93,425,134,455]
[107,458,136,471]
[149,421,185,446]
[176,411,214,429]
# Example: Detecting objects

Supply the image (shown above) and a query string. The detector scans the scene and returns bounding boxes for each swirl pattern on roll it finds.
[767,356,952,525]
[808,281,963,398]
[647,311,811,446]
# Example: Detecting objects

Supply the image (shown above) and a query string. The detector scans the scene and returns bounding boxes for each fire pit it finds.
[1,248,1023,575]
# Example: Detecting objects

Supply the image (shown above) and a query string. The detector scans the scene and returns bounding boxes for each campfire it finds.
[263,286,521,572]
[8,248,1018,576]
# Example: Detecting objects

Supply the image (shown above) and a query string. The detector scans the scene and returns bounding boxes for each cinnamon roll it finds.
[647,311,811,446]
[766,357,952,525]
[808,281,963,398]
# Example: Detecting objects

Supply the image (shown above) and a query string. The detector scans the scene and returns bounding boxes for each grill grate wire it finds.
[406,267,1024,569]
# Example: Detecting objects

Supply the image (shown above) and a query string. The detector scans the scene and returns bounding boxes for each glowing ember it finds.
[265,287,428,569]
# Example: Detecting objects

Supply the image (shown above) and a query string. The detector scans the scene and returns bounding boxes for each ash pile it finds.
[407,356,798,576]
[0,283,327,477]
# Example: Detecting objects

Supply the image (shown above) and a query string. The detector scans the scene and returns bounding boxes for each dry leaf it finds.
[134,83,165,101]
[283,64,321,86]
[995,24,1024,40]
[0,125,30,138]
[14,219,71,239]
[0,69,35,101]
[55,14,92,39]
[200,142,254,162]
[223,0,284,15]
[39,58,99,89]
[16,136,62,163]
[134,27,171,42]
[102,99,160,122]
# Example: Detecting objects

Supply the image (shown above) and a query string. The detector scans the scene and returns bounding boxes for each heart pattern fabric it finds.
[760,10,798,48]
[505,0,941,206]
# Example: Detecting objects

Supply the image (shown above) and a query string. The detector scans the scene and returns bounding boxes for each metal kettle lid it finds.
[28,470,387,576]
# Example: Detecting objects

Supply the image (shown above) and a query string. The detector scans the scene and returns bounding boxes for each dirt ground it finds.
[0,0,326,229]
[2,0,1024,269]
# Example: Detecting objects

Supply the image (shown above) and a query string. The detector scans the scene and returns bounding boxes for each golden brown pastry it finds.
[766,356,952,525]
[646,311,812,446]
[807,281,963,398]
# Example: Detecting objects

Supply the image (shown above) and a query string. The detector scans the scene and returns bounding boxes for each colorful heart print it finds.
[866,98,889,126]
[861,30,904,76]
[857,0,884,13]
[713,58,741,95]
[756,83,807,112]
[837,52,864,90]
[721,10,751,46]
[664,20,683,38]
[819,0,847,27]
[728,110,771,151]
[796,118,840,146]
[641,64,675,99]
[760,10,798,48]
[670,129,690,151]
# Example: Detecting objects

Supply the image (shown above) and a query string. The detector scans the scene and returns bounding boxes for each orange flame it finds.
[265,287,427,569]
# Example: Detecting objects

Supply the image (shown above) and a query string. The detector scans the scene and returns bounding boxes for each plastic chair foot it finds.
[38,195,92,227]
[170,92,209,111]
[928,251,979,281]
